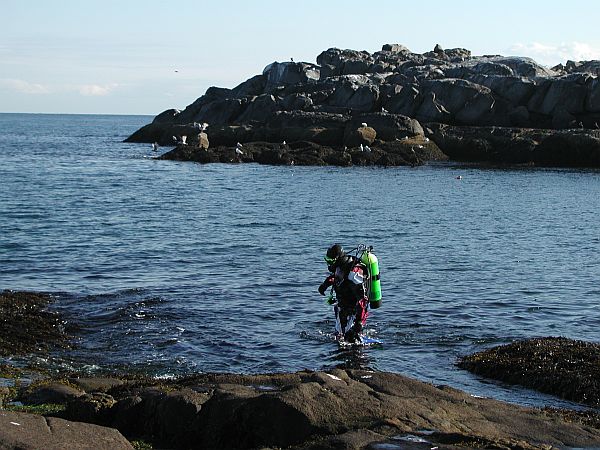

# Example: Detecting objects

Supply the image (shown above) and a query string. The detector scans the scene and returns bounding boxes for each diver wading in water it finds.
[318,244,381,343]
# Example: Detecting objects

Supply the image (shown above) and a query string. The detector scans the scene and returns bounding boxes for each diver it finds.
[318,244,370,343]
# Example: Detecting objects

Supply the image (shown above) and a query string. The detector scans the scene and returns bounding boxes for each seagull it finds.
[402,136,409,140]
[236,142,243,148]
[152,142,159,152]
[172,136,178,142]
[424,137,430,142]
[364,145,372,153]
[360,144,364,152]
[181,135,187,145]
[200,122,209,131]
[417,145,424,149]
[235,147,243,155]
[361,122,368,128]
[282,140,286,145]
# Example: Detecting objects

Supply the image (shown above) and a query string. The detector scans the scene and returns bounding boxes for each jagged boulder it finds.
[263,61,320,88]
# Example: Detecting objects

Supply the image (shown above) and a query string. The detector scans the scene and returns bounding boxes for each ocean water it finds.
[1,113,599,409]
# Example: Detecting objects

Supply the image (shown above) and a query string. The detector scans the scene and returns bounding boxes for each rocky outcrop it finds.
[12,370,599,449]
[158,138,446,167]
[0,290,70,356]
[127,43,600,161]
[458,337,600,407]
[428,124,600,166]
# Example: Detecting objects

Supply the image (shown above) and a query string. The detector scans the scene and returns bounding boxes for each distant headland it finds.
[126,43,600,167]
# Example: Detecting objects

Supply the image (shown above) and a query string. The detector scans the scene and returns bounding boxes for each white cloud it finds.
[508,41,600,66]
[78,83,118,96]
[0,78,51,94]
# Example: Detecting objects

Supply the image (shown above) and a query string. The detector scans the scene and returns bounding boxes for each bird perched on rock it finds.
[282,140,286,145]
[181,136,187,145]
[424,137,430,142]
[359,144,364,152]
[364,145,372,153]
[152,142,159,152]
[200,122,209,131]
[235,142,244,155]
[361,122,368,128]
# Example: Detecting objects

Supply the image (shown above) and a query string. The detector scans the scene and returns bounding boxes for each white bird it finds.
[361,122,368,128]
[235,147,243,155]
[403,136,409,140]
[364,145,372,153]
[181,135,187,145]
[236,142,243,148]
[424,137,430,142]
[417,145,424,149]
[172,136,178,142]
[282,140,286,145]
[152,142,159,152]
[359,144,364,152]
[200,122,209,131]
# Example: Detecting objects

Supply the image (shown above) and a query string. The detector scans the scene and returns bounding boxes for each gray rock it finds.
[587,78,600,112]
[0,410,132,450]
[381,43,411,53]
[22,383,85,406]
[236,94,280,123]
[68,377,125,393]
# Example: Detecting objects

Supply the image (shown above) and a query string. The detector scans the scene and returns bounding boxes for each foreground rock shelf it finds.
[3,369,600,449]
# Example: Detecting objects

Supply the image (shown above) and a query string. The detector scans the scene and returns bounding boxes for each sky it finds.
[2,0,600,115]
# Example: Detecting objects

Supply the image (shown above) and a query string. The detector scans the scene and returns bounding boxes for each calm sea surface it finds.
[1,113,599,409]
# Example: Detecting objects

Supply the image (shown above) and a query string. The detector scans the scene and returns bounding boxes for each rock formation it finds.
[126,43,600,167]
[458,336,600,407]
[7,370,600,449]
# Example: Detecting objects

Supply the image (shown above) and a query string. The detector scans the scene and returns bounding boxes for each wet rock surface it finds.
[0,290,70,356]
[127,42,600,167]
[159,138,446,167]
[458,337,600,407]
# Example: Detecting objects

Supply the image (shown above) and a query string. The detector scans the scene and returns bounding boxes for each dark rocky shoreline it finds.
[458,337,600,408]
[2,290,600,448]
[127,43,600,168]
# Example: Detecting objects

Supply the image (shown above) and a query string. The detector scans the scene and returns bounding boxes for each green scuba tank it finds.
[361,250,381,308]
